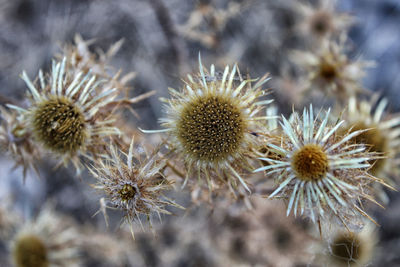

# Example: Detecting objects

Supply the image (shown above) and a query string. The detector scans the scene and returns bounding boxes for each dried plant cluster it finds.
[0,0,399,266]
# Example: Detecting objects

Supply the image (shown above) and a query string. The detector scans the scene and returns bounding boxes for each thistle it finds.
[291,37,373,102]
[341,96,400,179]
[10,205,81,267]
[7,58,121,173]
[314,223,377,267]
[89,138,182,232]
[296,0,353,40]
[255,105,391,228]
[338,96,400,204]
[146,55,272,194]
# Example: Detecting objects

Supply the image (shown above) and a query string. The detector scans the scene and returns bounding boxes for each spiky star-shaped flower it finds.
[255,105,391,228]
[7,58,121,173]
[146,56,272,194]
[89,138,181,231]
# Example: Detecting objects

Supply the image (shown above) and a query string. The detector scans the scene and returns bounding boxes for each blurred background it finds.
[0,0,400,266]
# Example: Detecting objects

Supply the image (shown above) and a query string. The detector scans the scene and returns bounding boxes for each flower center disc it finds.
[33,97,86,154]
[331,233,362,263]
[291,144,328,181]
[319,61,338,81]
[13,235,48,267]
[118,184,137,202]
[177,95,244,162]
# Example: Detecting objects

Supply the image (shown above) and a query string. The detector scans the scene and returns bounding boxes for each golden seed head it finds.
[32,96,87,154]
[319,61,338,81]
[118,184,137,202]
[13,234,48,267]
[291,144,329,182]
[177,95,244,162]
[331,232,362,264]
[347,122,388,175]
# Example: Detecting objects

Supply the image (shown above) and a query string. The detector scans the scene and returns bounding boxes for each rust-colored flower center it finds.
[13,234,48,267]
[331,232,362,263]
[291,144,328,181]
[177,95,244,162]
[32,96,86,154]
[319,61,338,81]
[118,184,137,202]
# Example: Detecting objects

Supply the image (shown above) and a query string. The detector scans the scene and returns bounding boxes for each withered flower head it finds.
[10,205,81,267]
[89,138,181,231]
[7,58,121,173]
[149,55,272,194]
[255,105,391,228]
[338,96,400,203]
[291,37,373,102]
[297,0,353,39]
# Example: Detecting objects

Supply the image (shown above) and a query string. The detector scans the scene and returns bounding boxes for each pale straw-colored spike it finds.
[57,57,66,95]
[373,98,388,123]
[21,71,41,101]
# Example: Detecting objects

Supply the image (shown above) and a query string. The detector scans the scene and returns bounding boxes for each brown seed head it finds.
[32,96,87,154]
[13,234,48,267]
[118,184,137,202]
[291,144,329,181]
[177,95,245,163]
[346,122,388,176]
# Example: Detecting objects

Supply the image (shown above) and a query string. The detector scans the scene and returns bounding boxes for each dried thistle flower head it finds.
[150,56,272,194]
[338,96,400,203]
[291,37,373,102]
[10,205,81,267]
[341,96,400,179]
[297,0,353,40]
[0,106,41,178]
[89,138,181,232]
[314,223,377,267]
[255,105,391,228]
[7,58,121,173]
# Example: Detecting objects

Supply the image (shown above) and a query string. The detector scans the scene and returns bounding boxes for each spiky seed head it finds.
[339,96,400,188]
[13,234,48,267]
[345,122,388,176]
[90,139,182,229]
[177,95,244,163]
[291,144,328,182]
[32,96,87,154]
[155,56,271,194]
[7,58,124,173]
[10,205,81,266]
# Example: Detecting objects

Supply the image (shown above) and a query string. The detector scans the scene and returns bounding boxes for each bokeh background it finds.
[1,0,400,266]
